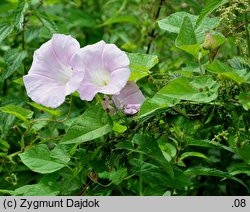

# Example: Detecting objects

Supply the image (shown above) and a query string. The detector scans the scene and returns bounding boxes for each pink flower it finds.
[23,34,85,108]
[112,81,145,115]
[75,41,130,101]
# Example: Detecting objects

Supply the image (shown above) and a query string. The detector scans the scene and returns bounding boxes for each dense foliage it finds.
[0,0,249,196]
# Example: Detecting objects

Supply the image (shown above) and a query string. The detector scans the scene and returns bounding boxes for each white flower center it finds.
[91,69,110,87]
[57,65,73,85]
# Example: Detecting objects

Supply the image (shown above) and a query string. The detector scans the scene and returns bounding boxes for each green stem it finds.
[245,13,250,57]
[139,152,143,196]
[198,52,204,75]
[0,190,12,194]
[146,0,164,54]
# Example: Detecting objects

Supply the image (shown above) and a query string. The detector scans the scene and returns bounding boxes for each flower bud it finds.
[203,31,218,51]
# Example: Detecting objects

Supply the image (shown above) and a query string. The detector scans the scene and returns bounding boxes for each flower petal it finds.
[77,82,100,101]
[100,68,130,95]
[77,40,130,100]
[24,34,84,108]
[112,81,145,114]
[102,43,130,71]
[23,74,67,108]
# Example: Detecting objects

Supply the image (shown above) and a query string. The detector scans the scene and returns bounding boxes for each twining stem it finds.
[198,52,204,75]
[245,13,250,58]
[31,95,73,124]
[139,150,143,196]
[146,0,164,54]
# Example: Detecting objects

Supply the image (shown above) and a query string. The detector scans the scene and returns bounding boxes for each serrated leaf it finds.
[196,0,229,28]
[127,53,159,82]
[61,105,112,144]
[14,0,28,31]
[99,168,128,185]
[19,144,70,174]
[0,23,14,42]
[205,60,250,84]
[1,48,27,80]
[35,10,58,33]
[229,164,250,176]
[238,92,250,111]
[184,167,249,192]
[228,56,250,70]
[25,27,41,43]
[0,105,33,122]
[116,134,174,178]
[149,76,219,104]
[28,102,61,116]
[0,140,10,152]
[187,138,234,153]
[130,158,191,193]
[180,152,208,161]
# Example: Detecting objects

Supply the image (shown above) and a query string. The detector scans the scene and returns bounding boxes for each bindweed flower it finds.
[23,34,85,108]
[75,41,130,101]
[112,81,145,115]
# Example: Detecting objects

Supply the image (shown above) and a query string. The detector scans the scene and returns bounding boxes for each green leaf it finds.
[0,105,33,122]
[116,134,174,178]
[14,0,28,31]
[99,168,128,185]
[184,167,249,192]
[127,53,159,82]
[228,56,250,70]
[158,139,177,162]
[196,0,229,28]
[158,12,197,34]
[1,49,27,80]
[12,183,59,196]
[130,158,190,193]
[175,16,209,58]
[0,23,14,42]
[61,105,112,144]
[25,27,41,43]
[0,140,10,152]
[180,152,208,161]
[158,11,219,43]
[195,17,220,43]
[234,144,250,165]
[112,122,127,133]
[28,102,61,116]
[205,60,250,84]
[228,164,250,176]
[238,92,250,111]
[187,138,234,153]
[19,144,70,174]
[176,16,197,46]
[11,175,60,196]
[138,95,179,121]
[150,76,219,103]
[13,77,24,85]
[35,10,58,33]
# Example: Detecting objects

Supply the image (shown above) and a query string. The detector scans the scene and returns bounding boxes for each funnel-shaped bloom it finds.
[23,34,85,108]
[112,81,145,115]
[76,41,130,101]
